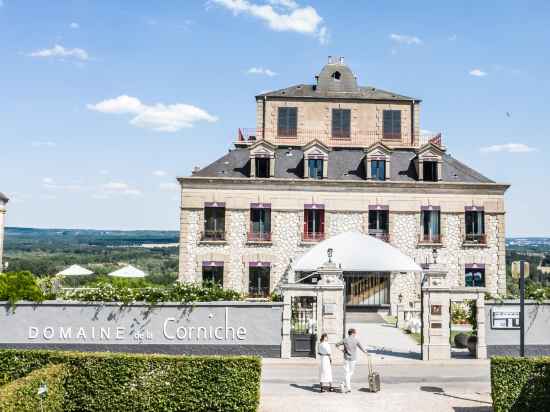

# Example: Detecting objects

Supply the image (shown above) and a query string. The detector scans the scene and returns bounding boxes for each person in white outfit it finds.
[318,333,333,392]
[336,328,367,393]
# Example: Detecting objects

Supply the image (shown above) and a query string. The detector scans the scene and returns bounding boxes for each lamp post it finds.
[512,260,529,357]
[327,248,333,263]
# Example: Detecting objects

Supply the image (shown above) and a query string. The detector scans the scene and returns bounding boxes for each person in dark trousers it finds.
[336,328,368,393]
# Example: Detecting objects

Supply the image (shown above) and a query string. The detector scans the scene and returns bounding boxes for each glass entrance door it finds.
[344,272,390,306]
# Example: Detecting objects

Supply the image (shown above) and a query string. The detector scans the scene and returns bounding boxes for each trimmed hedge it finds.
[0,364,68,412]
[0,350,261,412]
[491,356,550,412]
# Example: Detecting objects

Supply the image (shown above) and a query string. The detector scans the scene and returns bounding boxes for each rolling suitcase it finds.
[368,356,381,393]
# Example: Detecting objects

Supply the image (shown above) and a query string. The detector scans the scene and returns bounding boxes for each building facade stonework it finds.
[178,58,509,313]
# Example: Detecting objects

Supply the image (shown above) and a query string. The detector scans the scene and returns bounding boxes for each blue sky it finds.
[0,0,548,236]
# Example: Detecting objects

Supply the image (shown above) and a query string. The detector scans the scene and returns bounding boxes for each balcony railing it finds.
[463,233,487,245]
[248,286,270,298]
[247,231,272,242]
[368,230,390,243]
[236,128,442,149]
[418,233,442,245]
[201,230,226,242]
[302,231,325,242]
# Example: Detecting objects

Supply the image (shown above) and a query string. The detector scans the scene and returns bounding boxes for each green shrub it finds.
[0,364,68,412]
[0,350,261,412]
[0,271,44,308]
[61,281,242,304]
[491,356,550,412]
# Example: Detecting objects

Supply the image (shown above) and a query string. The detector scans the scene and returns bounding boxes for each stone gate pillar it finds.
[475,293,487,359]
[316,261,345,350]
[422,270,451,360]
[280,260,344,359]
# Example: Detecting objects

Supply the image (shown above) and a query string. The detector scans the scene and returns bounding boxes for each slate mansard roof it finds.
[256,84,418,102]
[191,147,494,184]
[256,60,419,102]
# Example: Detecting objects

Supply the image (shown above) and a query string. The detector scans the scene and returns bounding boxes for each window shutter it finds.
[289,107,297,130]
[320,210,325,234]
[343,109,351,134]
[303,210,308,234]
[394,111,401,134]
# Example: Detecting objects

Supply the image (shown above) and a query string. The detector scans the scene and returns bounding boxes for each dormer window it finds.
[423,161,438,181]
[371,160,386,181]
[416,143,445,182]
[255,157,270,178]
[303,140,330,179]
[308,159,323,179]
[365,142,391,181]
[249,141,276,178]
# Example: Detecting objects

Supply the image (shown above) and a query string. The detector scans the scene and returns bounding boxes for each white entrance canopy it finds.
[56,264,94,277]
[293,231,423,273]
[107,265,147,278]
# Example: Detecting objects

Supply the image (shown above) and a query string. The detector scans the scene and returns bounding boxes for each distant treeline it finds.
[3,227,180,284]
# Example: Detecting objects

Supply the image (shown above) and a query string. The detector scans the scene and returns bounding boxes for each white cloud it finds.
[42,177,83,191]
[268,0,298,8]
[159,182,179,192]
[389,33,422,45]
[0,1,4,7]
[469,69,487,77]
[101,181,142,196]
[87,95,218,132]
[318,25,329,45]
[70,22,80,29]
[480,143,536,153]
[211,0,327,43]
[153,170,167,177]
[247,67,277,77]
[29,44,89,61]
[31,141,56,148]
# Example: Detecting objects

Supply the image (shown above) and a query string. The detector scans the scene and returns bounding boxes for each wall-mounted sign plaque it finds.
[491,307,520,329]
[431,305,442,316]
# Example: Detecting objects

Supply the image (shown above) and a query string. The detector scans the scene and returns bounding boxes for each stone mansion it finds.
[178,57,509,312]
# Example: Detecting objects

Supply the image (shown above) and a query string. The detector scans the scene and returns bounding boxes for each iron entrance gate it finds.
[291,296,317,357]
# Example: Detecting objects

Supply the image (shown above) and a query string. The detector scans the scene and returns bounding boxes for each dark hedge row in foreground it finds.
[0,350,261,412]
[491,356,550,412]
[0,364,67,412]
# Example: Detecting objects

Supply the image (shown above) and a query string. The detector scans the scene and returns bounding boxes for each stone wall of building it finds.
[179,205,507,307]
[259,99,414,148]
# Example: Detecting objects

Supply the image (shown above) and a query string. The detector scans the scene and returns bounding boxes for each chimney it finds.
[192,166,201,174]
[327,55,333,64]
[339,56,345,64]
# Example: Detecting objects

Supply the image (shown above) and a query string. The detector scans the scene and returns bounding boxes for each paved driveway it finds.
[346,319,421,362]
[261,361,493,412]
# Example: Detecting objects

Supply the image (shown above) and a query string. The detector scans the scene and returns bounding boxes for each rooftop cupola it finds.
[316,56,359,93]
